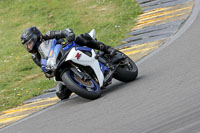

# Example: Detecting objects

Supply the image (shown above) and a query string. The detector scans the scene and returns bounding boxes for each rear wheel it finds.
[113,51,138,82]
[61,69,101,100]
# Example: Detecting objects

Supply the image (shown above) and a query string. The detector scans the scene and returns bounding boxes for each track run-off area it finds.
[1,0,200,132]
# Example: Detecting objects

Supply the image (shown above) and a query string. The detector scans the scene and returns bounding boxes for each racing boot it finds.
[98,42,116,58]
[56,83,72,100]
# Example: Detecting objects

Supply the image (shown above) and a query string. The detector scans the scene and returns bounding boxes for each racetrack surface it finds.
[1,0,200,133]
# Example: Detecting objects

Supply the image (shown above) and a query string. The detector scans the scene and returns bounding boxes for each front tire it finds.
[61,70,101,100]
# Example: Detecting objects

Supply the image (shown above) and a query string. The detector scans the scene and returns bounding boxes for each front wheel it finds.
[61,70,101,100]
[113,51,138,82]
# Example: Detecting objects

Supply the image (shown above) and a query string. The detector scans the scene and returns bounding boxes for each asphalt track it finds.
[1,1,200,133]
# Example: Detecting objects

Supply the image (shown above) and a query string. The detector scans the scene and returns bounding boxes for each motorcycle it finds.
[52,29,138,100]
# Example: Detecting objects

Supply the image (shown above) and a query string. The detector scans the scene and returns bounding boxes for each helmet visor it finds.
[23,39,35,52]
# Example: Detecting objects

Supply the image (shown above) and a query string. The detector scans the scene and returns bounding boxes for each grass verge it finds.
[0,0,141,111]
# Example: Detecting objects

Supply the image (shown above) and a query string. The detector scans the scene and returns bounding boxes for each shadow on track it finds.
[59,75,145,104]
[101,76,144,96]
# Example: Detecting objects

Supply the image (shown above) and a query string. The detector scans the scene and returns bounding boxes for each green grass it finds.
[0,0,141,111]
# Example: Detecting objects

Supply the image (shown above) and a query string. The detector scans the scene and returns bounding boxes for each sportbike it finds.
[51,29,138,100]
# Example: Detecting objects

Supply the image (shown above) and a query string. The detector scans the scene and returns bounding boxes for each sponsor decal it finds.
[75,53,81,59]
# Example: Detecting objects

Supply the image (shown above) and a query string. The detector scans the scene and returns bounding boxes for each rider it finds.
[20,26,116,100]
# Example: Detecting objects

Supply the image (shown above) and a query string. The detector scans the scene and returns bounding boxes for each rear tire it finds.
[113,52,138,82]
[61,70,101,100]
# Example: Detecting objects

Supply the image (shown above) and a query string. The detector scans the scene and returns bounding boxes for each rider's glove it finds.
[41,65,48,73]
[62,28,75,43]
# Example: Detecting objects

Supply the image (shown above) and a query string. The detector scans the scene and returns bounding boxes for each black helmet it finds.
[21,26,42,53]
